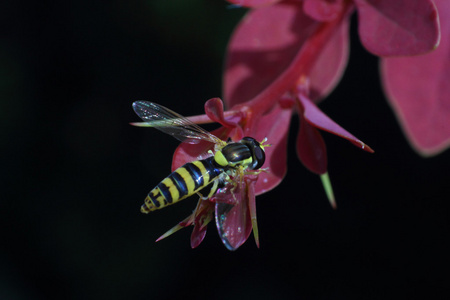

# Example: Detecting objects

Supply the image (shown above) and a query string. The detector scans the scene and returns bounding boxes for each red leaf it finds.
[251,104,292,195]
[297,113,328,174]
[204,98,239,128]
[303,0,345,21]
[226,0,281,8]
[355,0,440,56]
[298,93,374,152]
[224,1,321,108]
[215,182,252,251]
[190,225,208,249]
[190,200,215,248]
[380,0,450,156]
[308,13,350,102]
[247,178,260,248]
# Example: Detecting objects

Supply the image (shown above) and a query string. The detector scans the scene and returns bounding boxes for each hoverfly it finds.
[132,101,268,249]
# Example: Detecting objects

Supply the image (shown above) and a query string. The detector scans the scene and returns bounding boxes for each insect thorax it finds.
[221,143,253,167]
[213,136,266,171]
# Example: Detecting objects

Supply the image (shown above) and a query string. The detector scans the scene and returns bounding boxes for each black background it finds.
[1,1,449,299]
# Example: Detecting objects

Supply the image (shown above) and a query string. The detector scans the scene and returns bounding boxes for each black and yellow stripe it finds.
[141,157,223,213]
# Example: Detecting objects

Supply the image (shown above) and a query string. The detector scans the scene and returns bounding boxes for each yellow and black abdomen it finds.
[141,157,224,213]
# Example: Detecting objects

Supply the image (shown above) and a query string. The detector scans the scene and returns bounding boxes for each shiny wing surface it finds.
[132,101,225,145]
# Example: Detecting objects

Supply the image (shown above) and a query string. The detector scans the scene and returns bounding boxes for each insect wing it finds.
[132,101,225,145]
[214,175,252,251]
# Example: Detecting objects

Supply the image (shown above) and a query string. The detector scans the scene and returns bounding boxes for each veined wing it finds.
[132,101,226,146]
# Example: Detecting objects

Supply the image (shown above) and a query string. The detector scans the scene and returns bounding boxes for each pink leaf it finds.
[297,113,328,174]
[247,178,259,248]
[190,200,215,248]
[204,98,239,128]
[224,1,321,108]
[298,93,374,152]
[308,13,350,102]
[156,215,193,243]
[303,0,345,21]
[251,104,292,195]
[355,0,440,56]
[226,0,282,8]
[190,225,208,249]
[380,0,450,156]
[214,182,252,251]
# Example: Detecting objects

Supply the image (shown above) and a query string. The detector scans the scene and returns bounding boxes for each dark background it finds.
[1,1,449,299]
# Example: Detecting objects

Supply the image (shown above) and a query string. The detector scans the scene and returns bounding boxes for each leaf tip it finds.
[320,172,337,209]
[354,140,374,153]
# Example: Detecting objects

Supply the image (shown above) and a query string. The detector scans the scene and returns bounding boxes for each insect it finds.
[132,101,268,214]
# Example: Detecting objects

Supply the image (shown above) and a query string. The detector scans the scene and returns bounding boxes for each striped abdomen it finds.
[141,157,224,213]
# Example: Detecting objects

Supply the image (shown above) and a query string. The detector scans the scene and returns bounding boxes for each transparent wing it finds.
[132,101,226,146]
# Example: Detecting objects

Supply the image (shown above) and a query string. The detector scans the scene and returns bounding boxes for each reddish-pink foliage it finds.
[355,0,440,56]
[381,0,449,156]
[153,0,445,250]
[224,0,444,155]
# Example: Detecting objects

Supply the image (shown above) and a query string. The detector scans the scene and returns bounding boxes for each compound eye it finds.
[252,145,265,170]
[241,137,266,170]
[241,137,256,144]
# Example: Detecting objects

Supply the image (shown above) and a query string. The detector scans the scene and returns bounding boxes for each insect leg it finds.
[196,176,225,200]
